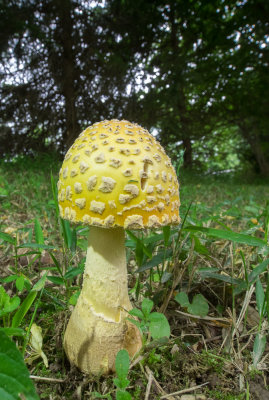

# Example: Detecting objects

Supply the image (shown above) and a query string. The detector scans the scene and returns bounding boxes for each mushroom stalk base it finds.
[64,226,142,375]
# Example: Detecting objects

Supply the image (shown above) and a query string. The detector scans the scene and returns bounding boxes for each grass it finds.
[0,154,269,400]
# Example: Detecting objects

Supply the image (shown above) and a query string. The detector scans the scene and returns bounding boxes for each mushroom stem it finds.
[64,226,142,374]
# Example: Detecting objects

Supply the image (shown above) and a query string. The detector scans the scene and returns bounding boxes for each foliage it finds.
[92,350,132,400]
[0,331,39,400]
[129,298,170,343]
[175,292,209,317]
[0,158,269,398]
[1,1,269,175]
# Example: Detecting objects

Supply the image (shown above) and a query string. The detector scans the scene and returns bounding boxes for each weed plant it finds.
[0,155,269,399]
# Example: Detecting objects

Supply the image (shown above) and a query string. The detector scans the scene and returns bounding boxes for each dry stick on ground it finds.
[130,355,144,370]
[231,284,255,363]
[175,310,232,326]
[144,366,176,400]
[160,381,209,399]
[144,368,153,400]
[30,375,65,383]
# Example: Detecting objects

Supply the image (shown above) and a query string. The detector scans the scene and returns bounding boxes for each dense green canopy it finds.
[1,0,268,175]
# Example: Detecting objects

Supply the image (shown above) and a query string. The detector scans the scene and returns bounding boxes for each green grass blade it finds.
[48,251,63,277]
[249,259,269,283]
[0,231,16,245]
[18,243,55,250]
[256,278,265,317]
[51,172,59,219]
[126,230,152,259]
[70,228,77,253]
[34,218,44,248]
[163,226,171,247]
[183,225,266,247]
[61,219,73,249]
[11,291,37,328]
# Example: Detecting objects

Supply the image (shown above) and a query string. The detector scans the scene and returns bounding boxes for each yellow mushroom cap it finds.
[57,119,180,229]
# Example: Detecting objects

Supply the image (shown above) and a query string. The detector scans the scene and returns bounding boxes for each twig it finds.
[160,382,209,399]
[144,366,176,399]
[232,284,255,341]
[144,368,153,400]
[30,375,65,383]
[130,354,144,369]
[175,309,232,326]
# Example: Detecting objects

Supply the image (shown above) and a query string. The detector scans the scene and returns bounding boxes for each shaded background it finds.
[1,0,268,176]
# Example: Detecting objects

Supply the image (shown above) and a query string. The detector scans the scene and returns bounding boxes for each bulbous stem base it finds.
[64,226,142,374]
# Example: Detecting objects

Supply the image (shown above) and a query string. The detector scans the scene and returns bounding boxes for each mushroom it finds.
[58,119,180,374]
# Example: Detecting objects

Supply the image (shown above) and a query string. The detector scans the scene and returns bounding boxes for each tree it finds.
[216,0,269,175]
[0,0,140,156]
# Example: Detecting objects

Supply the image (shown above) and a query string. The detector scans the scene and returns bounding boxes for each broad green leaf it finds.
[141,298,154,318]
[15,276,24,292]
[175,292,190,307]
[126,318,141,329]
[115,349,130,381]
[2,275,17,283]
[0,295,20,317]
[68,290,80,306]
[187,294,209,317]
[91,392,112,400]
[11,291,37,328]
[249,259,269,283]
[113,378,130,390]
[129,308,144,320]
[148,312,170,339]
[116,391,132,400]
[0,331,39,400]
[0,187,8,197]
[183,226,266,247]
[0,328,25,337]
[0,286,7,307]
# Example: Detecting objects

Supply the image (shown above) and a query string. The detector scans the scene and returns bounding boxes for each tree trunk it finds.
[240,125,269,176]
[56,0,80,148]
[182,136,193,169]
